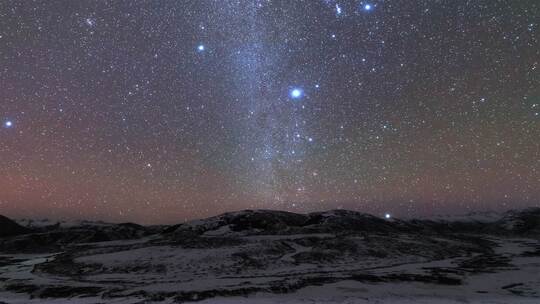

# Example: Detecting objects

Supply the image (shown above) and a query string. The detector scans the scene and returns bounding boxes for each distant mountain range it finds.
[0,208,539,254]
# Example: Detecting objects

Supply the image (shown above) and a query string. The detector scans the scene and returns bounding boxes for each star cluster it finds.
[0,1,538,223]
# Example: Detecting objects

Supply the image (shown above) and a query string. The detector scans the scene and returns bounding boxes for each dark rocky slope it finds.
[0,215,30,237]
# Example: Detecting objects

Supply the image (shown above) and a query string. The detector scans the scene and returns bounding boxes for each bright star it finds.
[335,4,342,15]
[289,88,304,99]
[384,213,391,219]
[197,44,205,52]
[364,4,373,11]
[4,121,12,128]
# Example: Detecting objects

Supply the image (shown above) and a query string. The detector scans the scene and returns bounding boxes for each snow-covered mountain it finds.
[1,208,539,303]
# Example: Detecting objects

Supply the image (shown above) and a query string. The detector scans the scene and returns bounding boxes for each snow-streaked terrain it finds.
[1,208,539,303]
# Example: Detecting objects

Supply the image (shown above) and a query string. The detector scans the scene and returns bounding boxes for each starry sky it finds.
[0,0,539,224]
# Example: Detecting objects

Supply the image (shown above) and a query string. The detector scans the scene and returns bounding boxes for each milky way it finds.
[0,1,538,224]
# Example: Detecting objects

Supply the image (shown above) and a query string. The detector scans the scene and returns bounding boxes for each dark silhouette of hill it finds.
[0,214,30,237]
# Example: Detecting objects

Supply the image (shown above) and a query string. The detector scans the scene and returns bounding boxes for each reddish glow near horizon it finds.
[0,1,539,224]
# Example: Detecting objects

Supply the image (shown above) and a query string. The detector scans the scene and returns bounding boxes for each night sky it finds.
[0,1,538,224]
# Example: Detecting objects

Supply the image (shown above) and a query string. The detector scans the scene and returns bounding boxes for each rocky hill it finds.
[0,215,30,237]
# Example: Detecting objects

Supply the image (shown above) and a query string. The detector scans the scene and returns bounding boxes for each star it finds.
[289,88,304,99]
[384,213,391,219]
[85,18,96,27]
[197,44,205,52]
[335,4,342,16]
[4,120,13,128]
[363,4,373,11]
